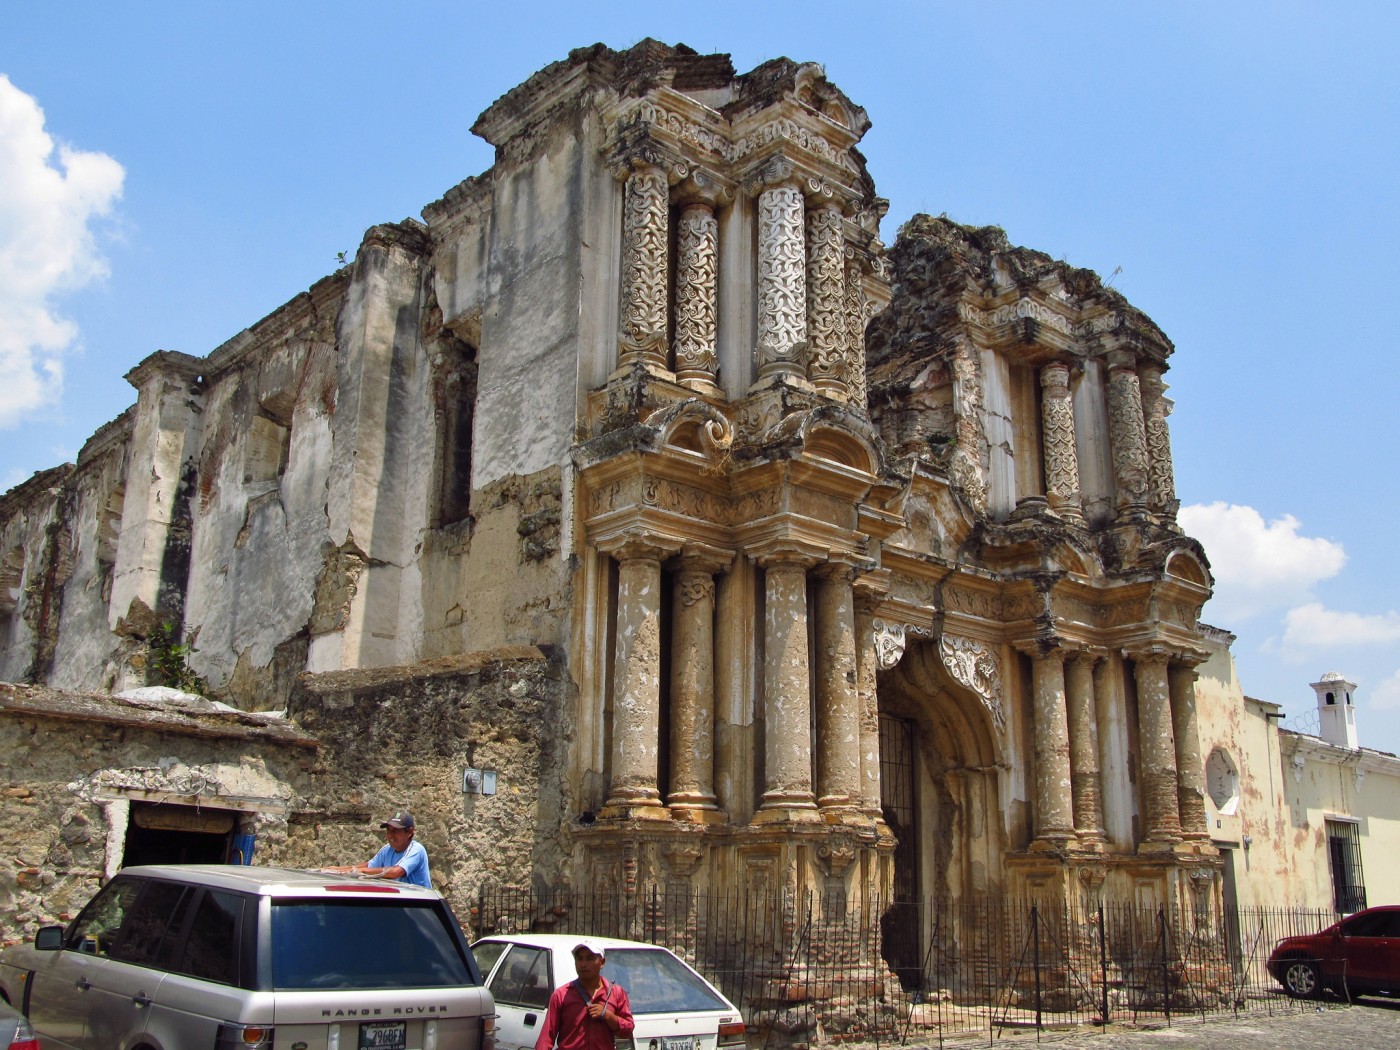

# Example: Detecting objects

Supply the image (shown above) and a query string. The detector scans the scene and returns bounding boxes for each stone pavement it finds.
[892,999,1400,1049]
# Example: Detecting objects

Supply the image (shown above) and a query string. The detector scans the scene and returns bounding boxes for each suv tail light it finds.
[480,1011,497,1050]
[215,1022,274,1048]
[7,1016,40,1050]
[718,1021,746,1047]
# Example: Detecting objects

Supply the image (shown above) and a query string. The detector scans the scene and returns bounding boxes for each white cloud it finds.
[1178,502,1346,621]
[0,75,123,428]
[1282,603,1400,649]
[1373,669,1400,712]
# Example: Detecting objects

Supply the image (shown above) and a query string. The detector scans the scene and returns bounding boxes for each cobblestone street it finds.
[896,999,1400,1050]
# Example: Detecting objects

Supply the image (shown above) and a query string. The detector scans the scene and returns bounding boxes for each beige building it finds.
[1195,652,1400,916]
[2,41,1384,973]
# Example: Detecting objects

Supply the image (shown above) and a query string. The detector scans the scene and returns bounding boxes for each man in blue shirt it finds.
[330,810,431,887]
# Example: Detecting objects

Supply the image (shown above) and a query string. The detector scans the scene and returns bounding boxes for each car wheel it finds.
[1283,958,1321,998]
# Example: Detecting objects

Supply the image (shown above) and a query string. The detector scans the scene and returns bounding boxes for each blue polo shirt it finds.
[367,838,430,887]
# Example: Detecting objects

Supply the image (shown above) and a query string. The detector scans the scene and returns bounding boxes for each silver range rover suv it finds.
[0,865,497,1050]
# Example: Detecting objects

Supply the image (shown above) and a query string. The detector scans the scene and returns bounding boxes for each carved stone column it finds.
[667,545,732,822]
[844,255,869,409]
[806,201,849,399]
[755,182,808,383]
[1027,644,1077,848]
[853,586,886,821]
[755,551,820,821]
[1106,349,1150,518]
[1132,650,1183,844]
[1169,661,1209,841]
[1065,651,1105,847]
[673,202,720,394]
[601,536,676,817]
[814,565,861,817]
[1139,363,1179,517]
[1039,362,1084,523]
[617,165,670,372]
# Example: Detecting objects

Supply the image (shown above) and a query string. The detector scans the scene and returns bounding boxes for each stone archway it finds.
[875,634,1006,989]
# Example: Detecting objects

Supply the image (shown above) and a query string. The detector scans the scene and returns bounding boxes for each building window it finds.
[1206,747,1240,815]
[430,332,478,527]
[1326,818,1367,913]
[245,414,290,487]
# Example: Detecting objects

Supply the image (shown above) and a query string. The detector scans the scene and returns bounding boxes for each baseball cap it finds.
[380,810,415,830]
[572,940,607,959]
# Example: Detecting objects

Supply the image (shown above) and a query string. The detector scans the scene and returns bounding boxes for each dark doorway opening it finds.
[879,713,922,990]
[122,802,236,867]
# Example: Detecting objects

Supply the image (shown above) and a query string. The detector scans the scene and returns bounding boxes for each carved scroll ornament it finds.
[939,634,1006,733]
[872,618,906,670]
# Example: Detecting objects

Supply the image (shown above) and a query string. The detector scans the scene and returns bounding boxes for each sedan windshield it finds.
[602,949,728,1013]
[271,900,473,990]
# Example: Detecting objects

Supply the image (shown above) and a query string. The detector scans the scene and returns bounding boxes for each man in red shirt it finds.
[534,941,635,1050]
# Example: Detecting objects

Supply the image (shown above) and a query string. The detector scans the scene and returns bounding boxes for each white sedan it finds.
[471,933,747,1050]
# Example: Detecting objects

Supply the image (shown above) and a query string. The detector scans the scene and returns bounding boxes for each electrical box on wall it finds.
[463,768,498,795]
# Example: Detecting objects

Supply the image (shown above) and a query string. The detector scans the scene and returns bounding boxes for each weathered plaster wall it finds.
[0,468,70,683]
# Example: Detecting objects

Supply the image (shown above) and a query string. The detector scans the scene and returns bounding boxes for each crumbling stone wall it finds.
[282,647,569,910]
[0,682,311,947]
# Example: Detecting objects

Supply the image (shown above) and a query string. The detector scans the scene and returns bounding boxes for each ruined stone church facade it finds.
[0,42,1219,937]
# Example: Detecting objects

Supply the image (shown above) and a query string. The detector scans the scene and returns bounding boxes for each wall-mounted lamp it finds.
[1242,834,1253,850]
[463,768,498,796]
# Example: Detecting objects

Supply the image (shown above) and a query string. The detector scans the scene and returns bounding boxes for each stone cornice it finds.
[123,349,206,391]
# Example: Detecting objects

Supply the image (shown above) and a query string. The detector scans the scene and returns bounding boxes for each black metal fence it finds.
[468,885,1342,1045]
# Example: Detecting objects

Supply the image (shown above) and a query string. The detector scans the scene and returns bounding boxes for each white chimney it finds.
[1312,671,1359,749]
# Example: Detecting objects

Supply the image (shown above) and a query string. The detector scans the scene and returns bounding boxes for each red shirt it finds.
[534,977,635,1050]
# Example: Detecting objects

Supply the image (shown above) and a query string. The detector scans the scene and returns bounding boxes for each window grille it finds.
[1326,818,1367,913]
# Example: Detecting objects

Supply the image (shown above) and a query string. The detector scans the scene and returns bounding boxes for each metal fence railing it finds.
[468,885,1342,1046]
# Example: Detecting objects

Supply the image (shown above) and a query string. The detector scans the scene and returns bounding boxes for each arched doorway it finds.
[877,637,1006,990]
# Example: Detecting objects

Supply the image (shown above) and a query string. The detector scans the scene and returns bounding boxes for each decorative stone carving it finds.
[1106,353,1150,515]
[958,297,1074,336]
[817,837,858,877]
[618,166,670,370]
[674,203,720,391]
[949,342,988,514]
[755,184,808,380]
[940,635,1005,733]
[872,618,906,670]
[1039,362,1083,522]
[843,255,869,409]
[806,202,848,398]
[1139,364,1179,516]
[663,844,705,877]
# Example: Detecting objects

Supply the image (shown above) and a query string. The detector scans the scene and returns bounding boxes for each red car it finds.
[1268,905,1400,998]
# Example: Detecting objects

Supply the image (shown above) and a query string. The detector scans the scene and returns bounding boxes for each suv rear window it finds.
[270,900,474,990]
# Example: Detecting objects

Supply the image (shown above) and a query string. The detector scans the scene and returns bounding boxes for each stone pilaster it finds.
[1140,363,1179,517]
[806,201,849,399]
[667,545,732,822]
[1065,651,1105,847]
[813,565,861,818]
[853,586,886,822]
[1131,649,1183,845]
[673,202,720,394]
[1039,362,1084,523]
[1106,349,1150,518]
[755,551,820,821]
[617,165,670,372]
[1025,644,1076,848]
[1170,661,1209,841]
[601,535,676,818]
[844,256,869,409]
[754,182,808,383]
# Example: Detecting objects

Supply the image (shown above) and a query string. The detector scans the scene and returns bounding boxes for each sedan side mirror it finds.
[35,926,63,951]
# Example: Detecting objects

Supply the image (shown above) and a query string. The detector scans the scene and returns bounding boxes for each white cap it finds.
[572,939,607,959]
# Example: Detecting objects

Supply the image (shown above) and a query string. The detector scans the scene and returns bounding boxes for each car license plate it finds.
[360,1021,407,1050]
[663,1038,696,1050]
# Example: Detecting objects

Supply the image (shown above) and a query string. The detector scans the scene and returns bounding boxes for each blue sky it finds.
[3,2,1398,750]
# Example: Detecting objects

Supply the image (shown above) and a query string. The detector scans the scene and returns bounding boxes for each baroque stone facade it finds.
[1,42,1223,959]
